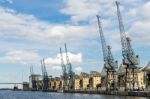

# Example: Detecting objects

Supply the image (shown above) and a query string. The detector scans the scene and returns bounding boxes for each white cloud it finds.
[60,0,114,23]
[74,66,83,74]
[0,6,87,75]
[0,0,13,4]
[60,0,143,24]
[50,65,62,71]
[122,0,141,3]
[59,0,150,50]
[129,21,150,45]
[6,0,13,4]
[65,52,82,63]
[0,6,99,49]
[0,49,41,64]
[128,1,150,46]
[44,52,82,72]
[138,2,150,20]
[0,0,149,76]
[45,52,82,65]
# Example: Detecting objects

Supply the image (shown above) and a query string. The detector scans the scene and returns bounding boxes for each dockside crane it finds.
[65,43,74,90]
[97,15,118,91]
[30,65,37,90]
[60,48,68,90]
[41,58,49,91]
[115,1,140,91]
[30,65,34,75]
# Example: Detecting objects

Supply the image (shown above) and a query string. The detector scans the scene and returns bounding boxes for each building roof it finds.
[30,74,42,77]
[48,75,52,78]
[55,77,60,81]
[51,78,55,81]
[117,64,143,75]
[29,74,43,80]
[23,82,29,84]
[90,71,101,77]
[143,61,150,71]
[100,67,107,77]
[74,75,80,79]
[117,64,126,75]
[80,72,89,78]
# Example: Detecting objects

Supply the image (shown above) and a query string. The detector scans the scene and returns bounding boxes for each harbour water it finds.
[0,90,148,99]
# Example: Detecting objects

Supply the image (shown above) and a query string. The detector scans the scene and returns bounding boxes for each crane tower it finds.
[115,1,140,91]
[65,43,74,90]
[60,48,68,90]
[97,15,118,91]
[41,58,49,91]
[30,65,37,90]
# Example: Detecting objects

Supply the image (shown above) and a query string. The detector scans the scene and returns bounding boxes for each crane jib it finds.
[115,1,140,66]
[96,15,118,70]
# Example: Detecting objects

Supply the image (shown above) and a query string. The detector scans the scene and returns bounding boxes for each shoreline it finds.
[63,90,150,97]
[20,89,150,97]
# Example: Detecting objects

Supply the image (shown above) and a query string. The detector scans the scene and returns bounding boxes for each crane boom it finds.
[60,48,68,89]
[65,43,70,64]
[30,65,37,90]
[41,58,49,91]
[115,1,140,91]
[41,60,44,76]
[97,15,118,91]
[60,48,64,65]
[96,15,108,62]
[60,48,67,76]
[30,65,34,75]
[65,43,74,89]
[65,43,72,74]
[115,1,127,57]
[97,15,117,70]
[43,58,48,76]
[115,1,139,67]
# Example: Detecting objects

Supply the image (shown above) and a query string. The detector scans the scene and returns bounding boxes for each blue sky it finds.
[0,0,150,88]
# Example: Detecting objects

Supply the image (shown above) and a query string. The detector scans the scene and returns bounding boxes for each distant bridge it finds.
[0,83,23,85]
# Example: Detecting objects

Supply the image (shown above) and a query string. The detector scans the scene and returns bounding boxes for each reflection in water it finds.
[0,90,148,99]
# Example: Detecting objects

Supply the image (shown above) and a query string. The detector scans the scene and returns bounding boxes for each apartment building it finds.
[80,72,90,90]
[89,71,101,89]
[73,75,80,90]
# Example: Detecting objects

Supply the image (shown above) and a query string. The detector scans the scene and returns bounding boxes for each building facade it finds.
[80,72,90,90]
[29,74,42,90]
[73,75,80,90]
[118,64,145,91]
[54,77,61,90]
[23,82,29,91]
[89,71,101,90]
